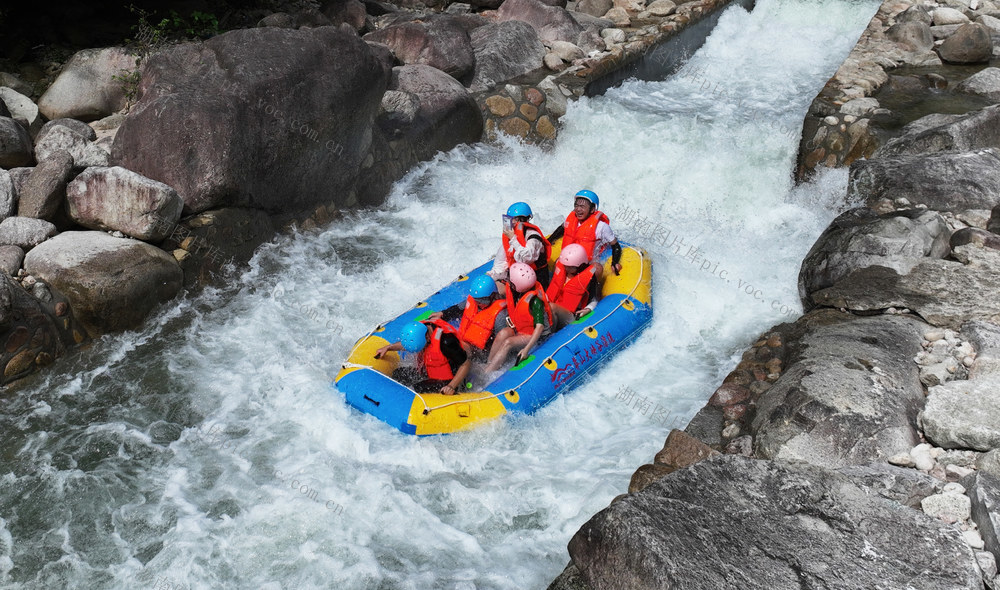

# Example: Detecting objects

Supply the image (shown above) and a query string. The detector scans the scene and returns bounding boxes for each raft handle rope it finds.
[417,248,648,415]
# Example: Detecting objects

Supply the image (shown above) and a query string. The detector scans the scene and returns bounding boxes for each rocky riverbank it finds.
[550,0,1000,587]
[0,0,740,385]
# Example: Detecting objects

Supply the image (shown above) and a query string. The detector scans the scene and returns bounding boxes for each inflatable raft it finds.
[334,241,653,435]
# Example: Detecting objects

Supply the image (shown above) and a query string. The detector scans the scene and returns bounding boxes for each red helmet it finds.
[558,243,589,268]
[508,262,536,292]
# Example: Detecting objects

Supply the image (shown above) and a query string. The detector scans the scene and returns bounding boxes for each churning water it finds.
[0,0,878,587]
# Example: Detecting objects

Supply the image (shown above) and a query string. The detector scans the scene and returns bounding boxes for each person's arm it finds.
[516,296,548,362]
[610,240,622,274]
[486,245,509,280]
[598,222,623,274]
[511,231,544,264]
[445,342,472,394]
[439,334,470,394]
[576,273,600,318]
[518,324,544,364]
[438,302,465,323]
[375,342,404,359]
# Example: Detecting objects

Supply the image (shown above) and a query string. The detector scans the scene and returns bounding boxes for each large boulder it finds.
[0,169,14,220]
[23,231,183,336]
[923,376,1000,450]
[567,455,981,590]
[111,26,391,216]
[811,244,1000,329]
[66,166,183,241]
[36,47,133,121]
[17,151,75,220]
[798,208,950,307]
[363,17,476,81]
[0,88,42,138]
[937,23,993,64]
[966,472,1000,562]
[34,125,109,169]
[956,66,1000,101]
[876,105,1000,157]
[0,217,57,249]
[887,21,934,52]
[469,21,547,92]
[387,64,483,158]
[497,0,585,45]
[750,310,928,467]
[0,117,32,168]
[849,149,1000,211]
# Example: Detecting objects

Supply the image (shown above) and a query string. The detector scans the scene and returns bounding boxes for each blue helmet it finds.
[506,202,533,219]
[470,275,496,299]
[400,322,427,352]
[574,189,599,210]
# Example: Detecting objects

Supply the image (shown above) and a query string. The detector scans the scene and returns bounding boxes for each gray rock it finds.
[0,245,24,275]
[0,217,57,249]
[898,5,932,25]
[877,106,1000,157]
[921,489,972,521]
[36,47,133,121]
[0,117,32,168]
[952,227,1000,251]
[469,21,547,92]
[34,125,109,169]
[66,166,183,241]
[923,372,1000,450]
[548,40,585,61]
[389,65,483,160]
[645,0,676,16]
[978,14,1000,34]
[379,90,420,129]
[978,449,1000,478]
[0,88,42,138]
[577,0,613,17]
[934,6,972,25]
[840,97,879,116]
[36,118,97,144]
[8,168,31,196]
[888,21,934,52]
[956,67,1000,101]
[111,27,391,215]
[850,149,1000,211]
[798,208,950,306]
[568,455,982,590]
[938,23,993,64]
[751,311,928,467]
[0,74,33,96]
[17,151,75,221]
[966,472,1000,561]
[363,16,475,80]
[23,231,183,336]
[836,463,944,509]
[497,0,585,45]
[812,245,1000,330]
[0,169,14,221]
[930,24,964,38]
[546,563,591,590]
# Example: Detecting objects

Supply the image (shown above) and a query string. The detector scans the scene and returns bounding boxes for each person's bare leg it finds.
[484,334,530,372]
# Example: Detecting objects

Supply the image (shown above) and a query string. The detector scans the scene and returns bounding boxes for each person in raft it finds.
[548,189,623,278]
[375,320,472,395]
[428,275,508,362]
[484,262,554,373]
[486,202,553,289]
[547,243,600,327]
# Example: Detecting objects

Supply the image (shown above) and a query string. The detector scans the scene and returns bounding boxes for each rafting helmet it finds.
[470,275,496,299]
[508,262,536,292]
[559,243,589,268]
[506,202,533,219]
[400,321,428,352]
[574,189,599,210]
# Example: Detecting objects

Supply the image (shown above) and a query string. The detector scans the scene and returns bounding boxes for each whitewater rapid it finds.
[0,0,878,587]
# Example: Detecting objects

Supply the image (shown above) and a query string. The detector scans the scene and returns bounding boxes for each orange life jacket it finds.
[505,281,554,336]
[563,211,611,260]
[457,296,507,350]
[546,263,597,313]
[502,222,551,271]
[421,318,459,381]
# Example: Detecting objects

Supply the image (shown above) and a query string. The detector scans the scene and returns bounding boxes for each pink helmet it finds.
[508,262,537,292]
[558,243,589,268]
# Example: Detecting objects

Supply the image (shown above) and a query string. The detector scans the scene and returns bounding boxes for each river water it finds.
[0,0,878,587]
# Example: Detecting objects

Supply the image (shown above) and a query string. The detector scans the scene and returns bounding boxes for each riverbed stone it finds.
[850,149,1000,211]
[956,67,1000,100]
[577,0,613,17]
[0,217,57,249]
[17,151,74,220]
[0,117,32,169]
[750,310,928,468]
[0,246,23,276]
[938,23,993,64]
[497,0,585,45]
[0,88,41,139]
[66,166,184,241]
[363,16,475,80]
[0,169,14,221]
[934,6,972,25]
[23,231,183,336]
[812,244,1000,329]
[888,21,934,52]
[568,455,982,590]
[923,373,1000,450]
[469,21,546,92]
[37,47,133,121]
[34,125,108,169]
[798,208,950,305]
[966,472,1000,561]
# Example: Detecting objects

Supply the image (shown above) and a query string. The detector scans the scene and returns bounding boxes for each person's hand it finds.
[517,347,532,363]
[440,384,456,395]
[427,312,443,321]
[374,346,387,359]
[574,309,588,320]
[612,263,622,275]
[502,227,515,240]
